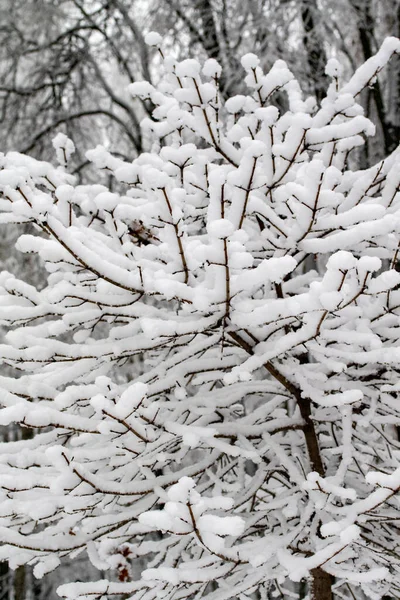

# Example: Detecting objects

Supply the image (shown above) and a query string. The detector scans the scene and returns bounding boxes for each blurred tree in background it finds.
[1,0,399,171]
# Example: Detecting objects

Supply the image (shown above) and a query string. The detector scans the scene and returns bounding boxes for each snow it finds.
[368,269,400,293]
[207,218,235,238]
[366,466,400,489]
[52,133,75,166]
[93,191,120,211]
[313,389,363,408]
[129,81,155,100]
[175,59,202,78]
[225,95,247,113]
[144,31,162,46]
[339,524,360,544]
[255,106,279,124]
[56,184,74,202]
[241,54,260,70]
[34,556,61,579]
[325,58,343,78]
[0,37,399,600]
[116,382,148,418]
[202,59,222,78]
[0,169,28,189]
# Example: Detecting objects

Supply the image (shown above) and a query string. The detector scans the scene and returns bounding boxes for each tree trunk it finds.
[12,427,33,600]
[229,335,334,599]
[349,0,397,157]
[13,566,25,600]
[0,562,10,600]
[310,567,334,600]
[300,0,328,102]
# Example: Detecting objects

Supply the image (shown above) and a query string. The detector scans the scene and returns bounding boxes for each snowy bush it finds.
[0,35,400,600]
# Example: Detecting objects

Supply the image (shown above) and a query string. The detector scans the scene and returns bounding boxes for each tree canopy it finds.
[0,33,400,600]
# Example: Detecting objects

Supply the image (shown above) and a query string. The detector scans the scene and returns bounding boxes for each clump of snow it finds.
[225,95,247,114]
[94,192,120,211]
[175,59,201,78]
[241,53,260,70]
[129,81,155,100]
[56,184,74,202]
[325,58,343,78]
[207,218,235,238]
[52,133,75,167]
[203,59,222,78]
[144,31,162,46]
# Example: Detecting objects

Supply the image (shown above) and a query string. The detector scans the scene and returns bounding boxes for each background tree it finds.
[1,0,399,173]
[0,0,151,171]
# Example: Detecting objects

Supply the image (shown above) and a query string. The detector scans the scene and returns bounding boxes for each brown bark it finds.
[13,566,25,600]
[311,567,334,600]
[296,396,324,477]
[265,361,334,600]
[229,332,333,600]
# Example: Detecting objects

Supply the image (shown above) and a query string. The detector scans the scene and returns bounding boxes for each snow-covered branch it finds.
[0,35,400,600]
